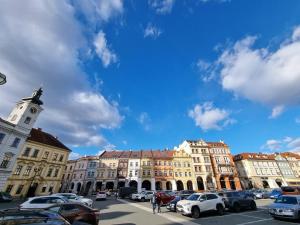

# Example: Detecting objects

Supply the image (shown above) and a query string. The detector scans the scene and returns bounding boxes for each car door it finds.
[238,192,249,207]
[29,197,48,208]
[60,204,83,224]
[206,194,219,210]
[199,194,210,212]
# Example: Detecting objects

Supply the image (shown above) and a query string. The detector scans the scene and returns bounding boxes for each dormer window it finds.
[11,137,21,148]
[24,117,31,124]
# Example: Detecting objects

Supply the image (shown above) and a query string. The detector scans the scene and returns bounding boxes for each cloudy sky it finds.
[1,0,300,158]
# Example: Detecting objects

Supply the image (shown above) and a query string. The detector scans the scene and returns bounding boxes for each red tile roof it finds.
[27,128,70,151]
[234,153,275,161]
[207,142,228,147]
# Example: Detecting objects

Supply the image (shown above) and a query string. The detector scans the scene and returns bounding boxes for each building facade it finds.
[275,154,299,186]
[0,89,43,191]
[61,159,76,193]
[5,128,70,197]
[127,151,141,191]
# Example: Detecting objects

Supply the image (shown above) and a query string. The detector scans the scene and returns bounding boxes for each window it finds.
[59,155,64,162]
[24,166,32,176]
[189,172,192,176]
[49,186,53,193]
[24,117,31,124]
[169,171,173,176]
[136,162,138,167]
[130,162,133,167]
[43,151,49,159]
[0,154,12,168]
[204,157,210,163]
[52,153,58,161]
[32,149,39,158]
[11,137,21,148]
[16,185,24,195]
[5,185,13,194]
[142,170,146,176]
[47,168,53,177]
[205,166,211,172]
[54,169,59,177]
[147,170,151,176]
[11,114,17,121]
[14,165,23,175]
[175,172,178,177]
[0,133,5,144]
[22,148,31,157]
[143,161,146,166]
[129,171,133,177]
[207,194,218,200]
[41,186,47,193]
[185,172,187,177]
[154,171,158,176]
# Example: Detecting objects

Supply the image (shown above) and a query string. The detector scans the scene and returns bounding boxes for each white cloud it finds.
[261,139,282,151]
[212,26,300,117]
[144,24,162,39]
[188,102,234,131]
[269,105,285,119]
[137,112,151,131]
[0,1,122,148]
[69,152,82,160]
[94,31,118,67]
[261,136,300,153]
[149,0,175,14]
[196,59,218,82]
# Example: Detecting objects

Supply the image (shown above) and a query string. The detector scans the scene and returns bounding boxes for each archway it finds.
[229,176,236,190]
[220,177,226,189]
[275,179,282,187]
[96,182,102,191]
[155,181,162,190]
[106,182,114,190]
[84,181,92,195]
[166,181,172,190]
[206,175,214,190]
[76,183,81,193]
[118,181,125,189]
[142,180,151,190]
[262,180,270,189]
[129,180,138,189]
[197,176,204,190]
[176,180,184,191]
[70,182,75,190]
[187,180,193,190]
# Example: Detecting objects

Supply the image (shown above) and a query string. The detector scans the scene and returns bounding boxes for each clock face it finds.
[30,107,37,114]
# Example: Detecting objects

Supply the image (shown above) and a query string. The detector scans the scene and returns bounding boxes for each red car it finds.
[156,192,175,205]
[46,203,100,225]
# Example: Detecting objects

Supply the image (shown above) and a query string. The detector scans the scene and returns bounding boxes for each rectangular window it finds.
[169,171,173,176]
[136,162,138,167]
[0,155,12,168]
[143,161,146,166]
[11,137,21,148]
[5,185,13,194]
[47,168,53,177]
[22,148,31,157]
[24,117,31,124]
[147,161,150,166]
[135,170,138,176]
[16,185,24,195]
[189,172,192,176]
[24,166,32,176]
[142,170,146,176]
[130,162,133,167]
[54,168,59,177]
[175,172,178,177]
[154,170,158,176]
[52,153,58,161]
[195,166,198,172]
[32,149,39,158]
[41,186,47,193]
[185,172,187,177]
[14,165,23,175]
[0,133,5,144]
[59,155,64,162]
[205,166,211,172]
[43,151,49,159]
[204,157,210,163]
[147,170,151,176]
[49,186,53,193]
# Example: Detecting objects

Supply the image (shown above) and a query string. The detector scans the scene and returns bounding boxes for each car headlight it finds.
[170,204,174,207]
[284,209,294,212]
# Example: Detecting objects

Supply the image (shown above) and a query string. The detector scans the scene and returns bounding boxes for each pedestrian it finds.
[150,194,157,214]
[156,194,162,213]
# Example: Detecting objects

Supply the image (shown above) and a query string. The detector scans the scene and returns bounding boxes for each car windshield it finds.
[186,194,200,201]
[275,196,298,205]
[63,195,77,200]
[271,190,281,194]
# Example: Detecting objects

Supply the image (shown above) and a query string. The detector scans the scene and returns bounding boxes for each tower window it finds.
[0,133,5,144]
[11,114,17,121]
[24,117,31,124]
[11,137,21,148]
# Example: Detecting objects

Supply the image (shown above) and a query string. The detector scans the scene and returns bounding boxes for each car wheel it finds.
[233,203,241,212]
[191,207,200,218]
[216,204,224,216]
[250,201,257,210]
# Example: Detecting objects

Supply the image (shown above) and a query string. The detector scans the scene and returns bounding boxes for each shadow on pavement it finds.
[100,211,134,220]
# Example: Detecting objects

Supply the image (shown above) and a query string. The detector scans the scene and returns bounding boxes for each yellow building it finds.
[173,149,195,191]
[4,128,70,197]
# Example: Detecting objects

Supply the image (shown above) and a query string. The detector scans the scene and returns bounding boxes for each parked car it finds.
[156,192,175,205]
[118,187,137,199]
[252,189,270,199]
[52,193,93,207]
[20,196,68,209]
[96,191,107,201]
[0,208,70,224]
[131,191,154,201]
[281,186,300,195]
[47,202,100,225]
[166,195,185,212]
[178,190,195,199]
[218,191,257,212]
[269,189,282,199]
[0,192,13,202]
[176,193,225,218]
[269,195,300,220]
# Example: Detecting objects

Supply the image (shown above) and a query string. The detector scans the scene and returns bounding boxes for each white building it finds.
[0,88,43,191]
[127,151,141,192]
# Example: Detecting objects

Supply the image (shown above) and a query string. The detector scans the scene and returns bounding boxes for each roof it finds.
[152,150,174,159]
[27,128,70,151]
[207,142,228,147]
[234,153,275,161]
[130,151,142,158]
[141,150,153,158]
[0,117,15,127]
[120,151,132,158]
[101,150,123,158]
[280,152,300,160]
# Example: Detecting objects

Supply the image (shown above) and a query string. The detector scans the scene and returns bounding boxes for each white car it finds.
[96,191,107,201]
[20,196,68,209]
[131,191,154,201]
[176,193,225,218]
[52,193,93,207]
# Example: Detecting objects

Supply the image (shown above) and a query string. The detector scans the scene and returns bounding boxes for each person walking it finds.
[156,194,162,213]
[150,194,157,214]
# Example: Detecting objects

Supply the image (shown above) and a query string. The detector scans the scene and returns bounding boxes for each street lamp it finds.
[0,72,6,85]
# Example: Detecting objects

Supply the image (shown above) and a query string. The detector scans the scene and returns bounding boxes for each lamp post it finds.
[0,72,7,85]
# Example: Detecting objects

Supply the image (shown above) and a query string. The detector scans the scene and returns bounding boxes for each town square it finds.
[1,0,300,225]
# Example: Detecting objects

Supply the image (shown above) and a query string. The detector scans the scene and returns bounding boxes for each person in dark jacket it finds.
[156,194,162,213]
[150,194,157,214]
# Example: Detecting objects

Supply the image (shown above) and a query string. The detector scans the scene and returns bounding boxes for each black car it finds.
[166,196,185,212]
[118,187,137,199]
[0,208,70,225]
[218,191,257,212]
[0,192,12,202]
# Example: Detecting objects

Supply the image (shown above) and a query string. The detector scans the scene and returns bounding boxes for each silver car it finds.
[269,195,300,220]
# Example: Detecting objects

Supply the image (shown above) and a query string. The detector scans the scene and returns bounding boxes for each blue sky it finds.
[1,0,300,158]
